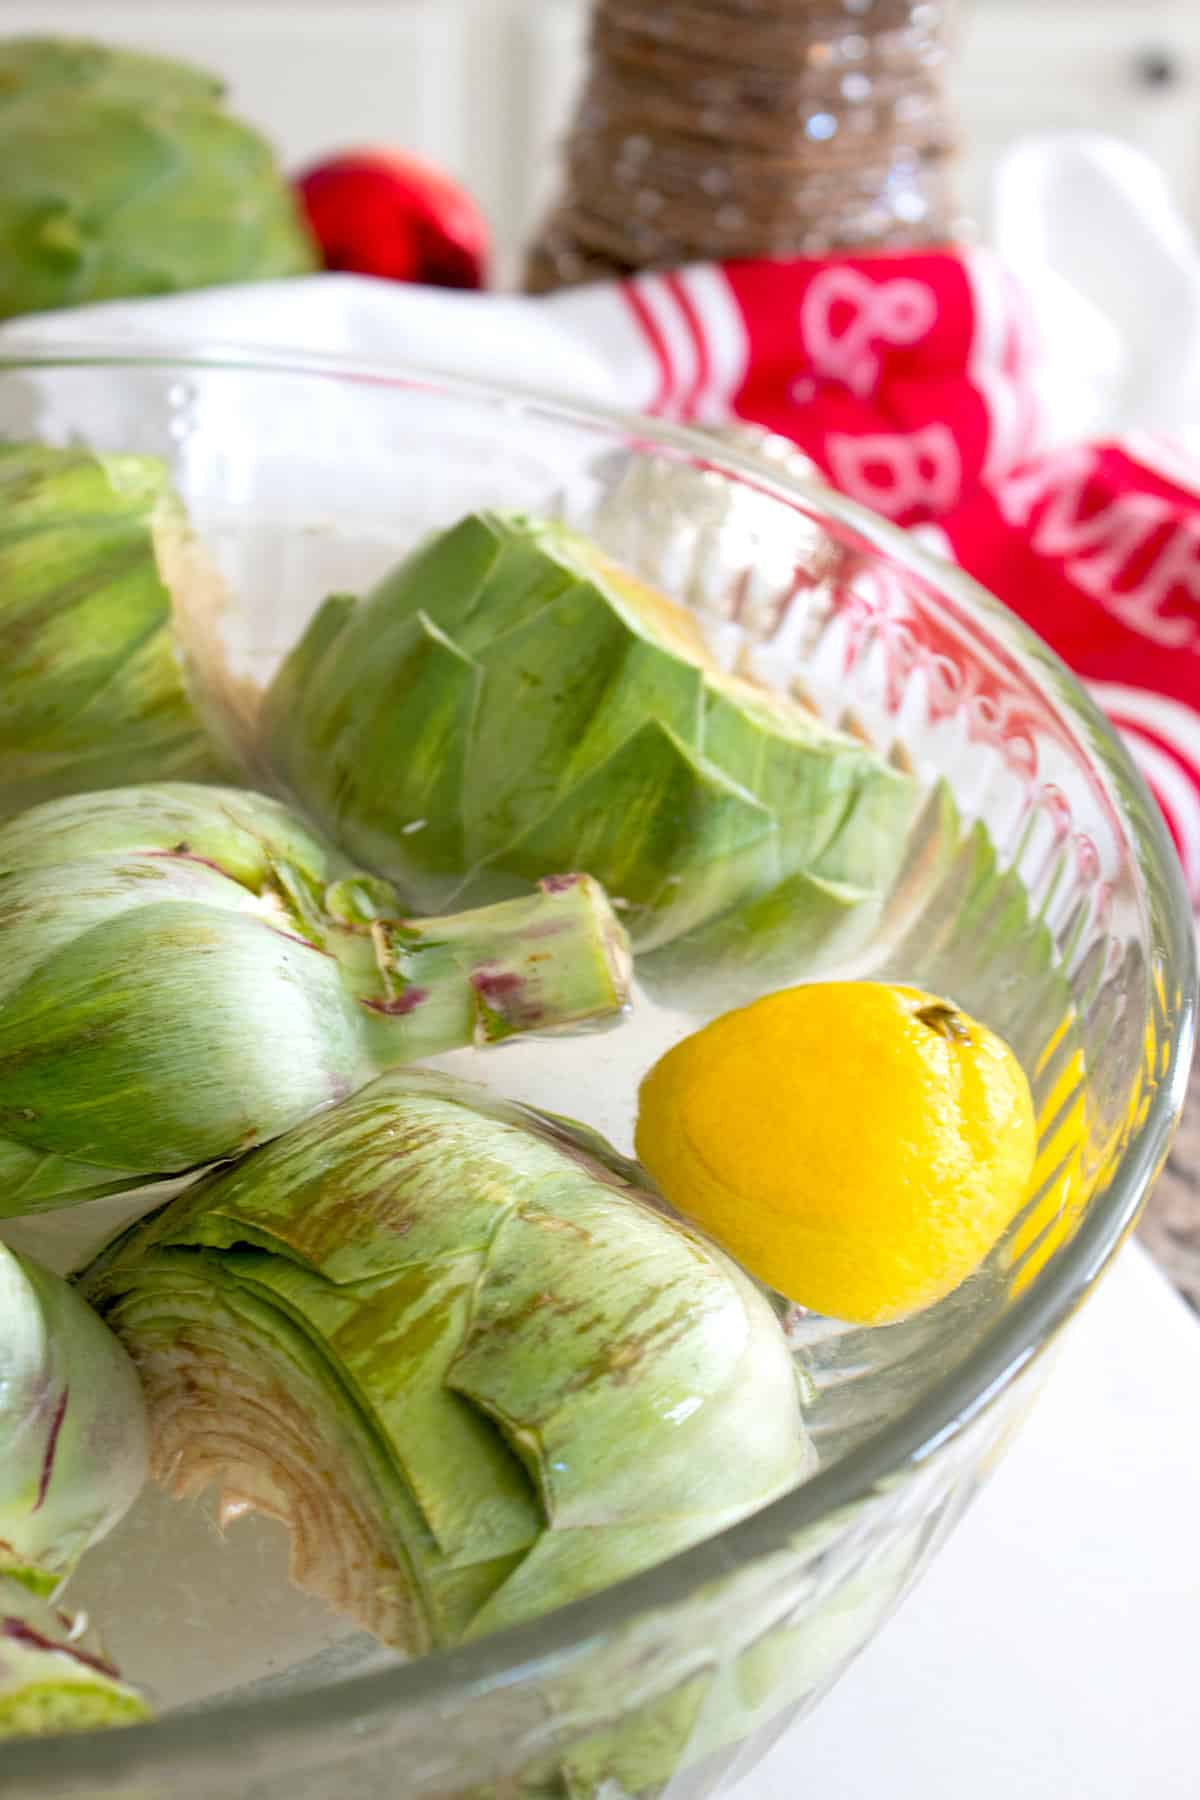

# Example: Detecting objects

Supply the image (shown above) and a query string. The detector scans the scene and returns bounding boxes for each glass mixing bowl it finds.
[0,346,1193,1800]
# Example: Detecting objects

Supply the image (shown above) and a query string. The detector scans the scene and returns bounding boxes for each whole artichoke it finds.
[81,1070,814,1653]
[0,37,315,319]
[261,511,915,1000]
[0,442,243,818]
[0,784,631,1215]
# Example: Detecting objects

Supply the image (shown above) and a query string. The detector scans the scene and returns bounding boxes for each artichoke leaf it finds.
[0,853,263,1010]
[809,760,917,893]
[0,1242,147,1594]
[364,511,565,653]
[0,780,329,884]
[0,1575,148,1740]
[451,1196,801,1529]
[700,682,914,887]
[0,1138,138,1212]
[0,898,369,1172]
[637,868,883,1007]
[223,1250,542,1567]
[261,514,507,781]
[276,611,484,908]
[492,720,779,949]
[0,38,221,108]
[463,601,707,867]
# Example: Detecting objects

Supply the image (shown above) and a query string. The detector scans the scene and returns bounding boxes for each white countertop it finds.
[736,1243,1200,1799]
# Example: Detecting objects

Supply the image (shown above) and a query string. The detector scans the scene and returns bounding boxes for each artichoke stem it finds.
[346,874,633,1060]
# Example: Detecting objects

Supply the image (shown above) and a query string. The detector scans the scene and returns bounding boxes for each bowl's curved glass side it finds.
[0,1363,1042,1800]
[501,1372,1042,1800]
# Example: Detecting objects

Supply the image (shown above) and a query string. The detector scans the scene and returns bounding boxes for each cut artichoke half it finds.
[260,511,915,998]
[0,1575,148,1740]
[0,442,253,819]
[81,1070,815,1653]
[0,1242,147,1594]
[0,784,632,1217]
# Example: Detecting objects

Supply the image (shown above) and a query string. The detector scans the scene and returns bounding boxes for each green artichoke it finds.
[0,1575,147,1740]
[261,511,915,998]
[0,37,315,319]
[81,1070,814,1653]
[0,784,631,1217]
[0,442,243,819]
[0,1240,147,1595]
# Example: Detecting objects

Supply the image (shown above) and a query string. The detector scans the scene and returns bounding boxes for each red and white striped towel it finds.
[547,250,1200,904]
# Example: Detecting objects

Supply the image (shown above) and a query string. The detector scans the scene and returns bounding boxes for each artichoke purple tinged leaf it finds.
[0,1575,148,1740]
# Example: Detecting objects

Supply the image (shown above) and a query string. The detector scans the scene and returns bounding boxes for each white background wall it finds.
[1,0,1198,278]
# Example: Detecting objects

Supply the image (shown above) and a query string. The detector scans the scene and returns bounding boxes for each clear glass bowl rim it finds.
[0,339,1193,1788]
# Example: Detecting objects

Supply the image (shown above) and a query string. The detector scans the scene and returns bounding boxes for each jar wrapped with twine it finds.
[525,0,960,292]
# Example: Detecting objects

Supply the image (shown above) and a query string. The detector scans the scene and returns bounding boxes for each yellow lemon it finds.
[634,981,1037,1325]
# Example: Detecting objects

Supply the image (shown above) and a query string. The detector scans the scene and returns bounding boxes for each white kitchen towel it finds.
[992,132,1200,450]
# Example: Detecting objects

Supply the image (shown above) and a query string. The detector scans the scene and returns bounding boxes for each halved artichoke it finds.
[0,442,244,818]
[0,1241,147,1595]
[81,1070,814,1652]
[0,784,631,1216]
[261,512,915,998]
[0,37,315,319]
[0,1575,147,1740]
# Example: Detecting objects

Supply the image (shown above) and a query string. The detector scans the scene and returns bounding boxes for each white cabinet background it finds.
[1,0,1198,279]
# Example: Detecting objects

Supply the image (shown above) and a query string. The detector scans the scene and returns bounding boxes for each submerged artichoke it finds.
[0,37,315,319]
[0,785,631,1216]
[261,511,915,996]
[0,1576,147,1740]
[0,1241,147,1594]
[82,1070,813,1651]
[0,443,241,818]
